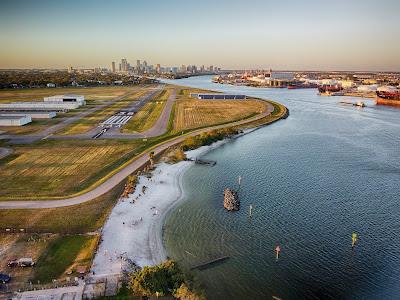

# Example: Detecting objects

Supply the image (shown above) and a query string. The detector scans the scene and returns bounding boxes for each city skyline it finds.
[0,0,399,71]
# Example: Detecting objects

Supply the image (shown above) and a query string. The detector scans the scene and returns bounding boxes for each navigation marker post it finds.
[275,245,281,261]
[352,233,358,248]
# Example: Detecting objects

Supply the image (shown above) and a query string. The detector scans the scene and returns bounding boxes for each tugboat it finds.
[376,86,400,106]
[318,84,343,95]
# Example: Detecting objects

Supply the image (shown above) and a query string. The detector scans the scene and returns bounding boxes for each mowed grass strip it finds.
[122,89,170,133]
[0,86,136,103]
[0,180,125,233]
[57,88,149,135]
[0,140,141,198]
[173,99,267,132]
[33,235,95,283]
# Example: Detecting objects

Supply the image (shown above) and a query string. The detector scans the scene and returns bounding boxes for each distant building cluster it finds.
[67,59,220,76]
[213,69,400,90]
[107,58,220,76]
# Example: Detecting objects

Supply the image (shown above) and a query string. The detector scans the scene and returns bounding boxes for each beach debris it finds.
[185,250,196,257]
[142,185,147,194]
[149,151,155,168]
[352,233,358,248]
[122,175,137,198]
[275,245,281,261]
[223,188,240,211]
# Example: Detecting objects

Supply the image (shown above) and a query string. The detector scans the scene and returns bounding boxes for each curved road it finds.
[0,147,13,160]
[0,102,278,209]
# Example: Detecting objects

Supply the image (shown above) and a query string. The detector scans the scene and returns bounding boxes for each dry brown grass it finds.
[0,139,141,199]
[0,180,125,233]
[173,99,267,132]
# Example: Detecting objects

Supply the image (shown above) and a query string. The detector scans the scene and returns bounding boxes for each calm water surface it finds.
[162,76,400,299]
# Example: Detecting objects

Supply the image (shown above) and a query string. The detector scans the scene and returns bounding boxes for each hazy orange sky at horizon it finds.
[0,0,399,71]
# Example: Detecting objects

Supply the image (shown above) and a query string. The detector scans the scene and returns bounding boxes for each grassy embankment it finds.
[0,180,125,232]
[0,139,142,199]
[0,86,139,135]
[172,88,267,133]
[121,88,171,133]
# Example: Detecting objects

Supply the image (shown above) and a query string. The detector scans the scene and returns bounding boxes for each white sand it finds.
[91,143,224,276]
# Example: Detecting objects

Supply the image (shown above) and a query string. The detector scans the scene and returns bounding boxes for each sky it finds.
[0,0,399,71]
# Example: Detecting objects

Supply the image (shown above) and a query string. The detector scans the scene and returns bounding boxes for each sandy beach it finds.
[91,143,227,276]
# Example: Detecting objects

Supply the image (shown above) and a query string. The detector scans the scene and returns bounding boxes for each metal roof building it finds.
[43,94,85,106]
[0,111,56,119]
[190,93,247,100]
[0,101,81,110]
[0,115,32,126]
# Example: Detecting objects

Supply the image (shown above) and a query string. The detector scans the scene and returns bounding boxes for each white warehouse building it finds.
[0,111,56,119]
[44,94,85,106]
[0,101,82,110]
[0,115,32,126]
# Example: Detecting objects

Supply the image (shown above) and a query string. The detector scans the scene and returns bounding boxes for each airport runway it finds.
[0,102,275,209]
[0,86,160,144]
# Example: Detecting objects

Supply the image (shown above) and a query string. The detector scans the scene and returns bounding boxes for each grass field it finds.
[0,86,138,103]
[0,234,53,289]
[0,180,125,232]
[0,139,141,199]
[172,98,267,132]
[122,89,170,133]
[56,88,149,135]
[33,235,97,283]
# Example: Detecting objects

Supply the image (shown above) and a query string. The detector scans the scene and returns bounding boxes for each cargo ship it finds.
[318,84,343,95]
[287,82,318,89]
[376,86,400,106]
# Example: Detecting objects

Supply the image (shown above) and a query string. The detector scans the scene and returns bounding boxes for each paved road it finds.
[13,281,85,300]
[0,147,13,159]
[0,86,155,144]
[0,102,276,209]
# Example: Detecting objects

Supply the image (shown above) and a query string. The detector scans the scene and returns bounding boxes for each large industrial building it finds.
[0,94,85,111]
[0,115,32,126]
[43,94,86,106]
[0,111,56,119]
[0,101,81,110]
[190,93,247,100]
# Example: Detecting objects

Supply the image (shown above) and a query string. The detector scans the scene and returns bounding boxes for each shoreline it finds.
[90,140,229,276]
